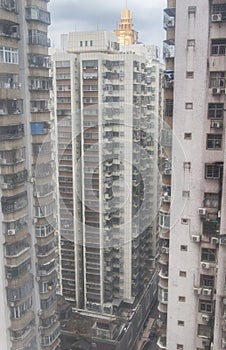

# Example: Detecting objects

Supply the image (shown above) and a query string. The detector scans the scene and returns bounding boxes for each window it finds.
[197,324,211,338]
[188,6,196,14]
[186,71,194,78]
[178,296,186,302]
[159,211,170,229]
[199,300,213,313]
[206,134,222,149]
[178,320,185,326]
[200,274,214,287]
[185,102,193,109]
[201,248,216,262]
[209,71,225,88]
[205,163,221,179]
[179,271,187,277]
[184,132,192,139]
[203,193,219,208]
[182,190,190,197]
[181,218,189,225]
[211,39,226,55]
[208,103,224,119]
[180,245,188,251]
[187,39,195,47]
[80,41,83,47]
[90,40,93,46]
[0,46,18,64]
[177,345,184,350]
[184,162,191,169]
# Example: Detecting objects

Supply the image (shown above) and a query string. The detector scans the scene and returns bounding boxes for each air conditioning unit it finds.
[212,87,221,95]
[220,236,226,244]
[36,276,40,282]
[8,229,15,236]
[211,237,219,244]
[162,247,169,254]
[1,183,8,189]
[33,218,38,224]
[194,287,202,295]
[198,208,207,216]
[202,314,210,322]
[212,13,222,22]
[6,273,12,279]
[192,235,200,242]
[212,121,222,129]
[38,310,43,316]
[201,262,210,269]
[202,288,212,296]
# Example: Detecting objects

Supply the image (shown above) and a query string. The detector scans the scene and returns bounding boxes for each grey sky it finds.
[48,0,165,49]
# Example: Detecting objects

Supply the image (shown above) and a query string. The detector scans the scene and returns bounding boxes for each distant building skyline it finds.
[48,1,165,49]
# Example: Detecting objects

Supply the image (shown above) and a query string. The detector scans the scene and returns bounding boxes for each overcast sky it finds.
[48,0,165,49]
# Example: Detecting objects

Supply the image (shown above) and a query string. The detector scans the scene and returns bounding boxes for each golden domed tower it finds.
[114,3,138,45]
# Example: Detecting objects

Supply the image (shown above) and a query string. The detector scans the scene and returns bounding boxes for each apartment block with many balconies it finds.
[0,1,60,349]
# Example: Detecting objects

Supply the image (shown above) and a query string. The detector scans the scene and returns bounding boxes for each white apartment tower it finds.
[0,1,60,349]
[158,1,226,349]
[52,31,161,314]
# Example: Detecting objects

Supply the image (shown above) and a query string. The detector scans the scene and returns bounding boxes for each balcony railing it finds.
[163,40,175,59]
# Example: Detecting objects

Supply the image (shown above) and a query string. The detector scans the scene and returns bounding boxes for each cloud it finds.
[48,0,165,48]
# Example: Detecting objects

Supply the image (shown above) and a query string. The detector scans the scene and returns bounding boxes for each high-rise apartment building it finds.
[51,29,162,348]
[158,1,226,349]
[0,1,60,349]
[52,30,157,311]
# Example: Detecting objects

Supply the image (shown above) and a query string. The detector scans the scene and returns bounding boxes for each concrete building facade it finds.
[158,1,226,349]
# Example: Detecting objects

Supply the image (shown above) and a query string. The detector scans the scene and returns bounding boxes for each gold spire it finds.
[114,5,138,45]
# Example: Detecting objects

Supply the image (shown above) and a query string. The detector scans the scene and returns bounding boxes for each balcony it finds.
[28,54,51,69]
[1,191,27,214]
[29,77,52,91]
[0,20,19,40]
[26,6,51,25]
[163,8,175,30]
[157,336,167,349]
[163,40,175,60]
[0,99,23,115]
[38,259,57,277]
[0,123,24,141]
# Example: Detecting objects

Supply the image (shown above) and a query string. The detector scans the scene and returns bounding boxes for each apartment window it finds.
[80,41,83,47]
[187,39,195,47]
[182,190,190,197]
[211,39,226,55]
[188,6,196,14]
[0,46,18,64]
[203,193,219,208]
[185,102,193,109]
[201,248,216,262]
[205,163,221,179]
[180,245,188,251]
[184,132,192,139]
[206,134,222,149]
[177,345,184,350]
[178,320,185,326]
[186,71,194,78]
[159,211,170,229]
[90,40,93,46]
[199,300,213,314]
[85,41,88,47]
[178,296,186,302]
[200,275,214,287]
[208,103,224,119]
[181,218,189,225]
[183,162,191,169]
[179,271,187,277]
[197,324,211,338]
[209,71,225,88]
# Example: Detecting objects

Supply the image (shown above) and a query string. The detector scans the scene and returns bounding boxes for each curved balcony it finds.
[157,336,167,349]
